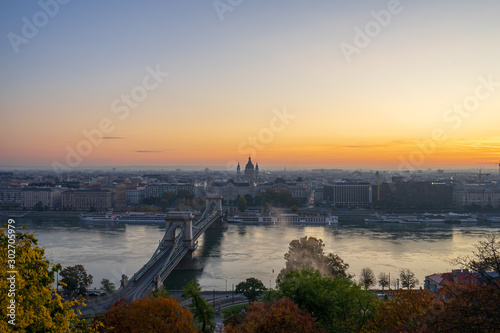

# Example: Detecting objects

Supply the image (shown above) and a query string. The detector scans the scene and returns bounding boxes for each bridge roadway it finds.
[80,209,222,315]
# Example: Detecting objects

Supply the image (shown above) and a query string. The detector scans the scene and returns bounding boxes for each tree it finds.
[399,268,419,289]
[100,278,115,295]
[97,297,196,333]
[0,228,87,332]
[453,234,500,288]
[183,280,215,333]
[290,205,299,212]
[236,196,247,212]
[429,283,500,332]
[368,289,439,332]
[176,189,194,201]
[225,298,321,333]
[235,278,267,304]
[276,268,378,332]
[60,264,93,296]
[378,272,390,290]
[148,285,170,298]
[33,200,44,211]
[278,236,350,281]
[390,278,400,290]
[244,194,254,206]
[359,267,376,289]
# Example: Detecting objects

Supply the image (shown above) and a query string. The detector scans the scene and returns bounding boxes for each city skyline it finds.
[2,1,500,170]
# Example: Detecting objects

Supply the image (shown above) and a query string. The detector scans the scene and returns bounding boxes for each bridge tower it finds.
[205,193,223,212]
[162,212,195,250]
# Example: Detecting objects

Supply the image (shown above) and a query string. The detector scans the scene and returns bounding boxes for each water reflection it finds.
[3,216,499,290]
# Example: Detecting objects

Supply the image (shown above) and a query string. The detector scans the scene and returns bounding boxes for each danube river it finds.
[4,216,500,290]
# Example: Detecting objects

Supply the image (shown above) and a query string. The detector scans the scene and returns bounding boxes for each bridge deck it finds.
[80,210,222,315]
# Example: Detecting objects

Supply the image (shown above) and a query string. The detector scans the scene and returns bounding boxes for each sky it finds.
[1,0,500,171]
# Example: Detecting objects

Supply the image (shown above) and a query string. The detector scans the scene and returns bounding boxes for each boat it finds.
[486,216,500,223]
[79,213,119,223]
[228,213,338,225]
[79,212,167,224]
[444,212,478,223]
[116,212,166,224]
[365,213,416,223]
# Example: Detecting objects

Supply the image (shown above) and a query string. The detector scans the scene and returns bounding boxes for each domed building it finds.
[238,157,259,179]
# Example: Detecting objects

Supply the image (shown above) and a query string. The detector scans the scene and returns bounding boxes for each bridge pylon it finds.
[162,212,195,250]
[206,194,223,212]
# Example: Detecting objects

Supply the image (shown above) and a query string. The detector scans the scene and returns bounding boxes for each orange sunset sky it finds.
[1,1,500,170]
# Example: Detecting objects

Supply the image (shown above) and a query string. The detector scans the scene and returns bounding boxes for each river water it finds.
[3,216,499,291]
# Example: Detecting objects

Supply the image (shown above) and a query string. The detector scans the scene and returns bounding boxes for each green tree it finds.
[0,227,88,332]
[399,268,419,290]
[277,268,378,332]
[235,278,267,304]
[236,196,247,212]
[278,236,350,281]
[182,280,215,333]
[100,278,115,295]
[60,264,93,296]
[148,285,170,298]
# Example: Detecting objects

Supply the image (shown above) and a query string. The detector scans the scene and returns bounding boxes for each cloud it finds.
[102,137,125,139]
[135,150,163,153]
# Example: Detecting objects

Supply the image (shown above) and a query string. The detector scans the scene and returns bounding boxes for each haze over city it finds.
[2,0,500,170]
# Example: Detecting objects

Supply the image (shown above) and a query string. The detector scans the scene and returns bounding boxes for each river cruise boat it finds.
[227,213,338,225]
[79,212,166,224]
[365,212,478,224]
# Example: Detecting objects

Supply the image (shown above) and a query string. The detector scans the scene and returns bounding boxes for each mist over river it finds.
[4,215,499,290]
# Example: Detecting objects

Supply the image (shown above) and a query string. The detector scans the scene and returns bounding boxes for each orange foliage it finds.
[429,283,500,332]
[96,296,196,333]
[225,298,322,333]
[367,289,438,332]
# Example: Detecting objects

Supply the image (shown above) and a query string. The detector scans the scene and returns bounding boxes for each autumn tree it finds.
[97,296,196,332]
[225,298,321,333]
[100,278,115,295]
[453,233,500,288]
[60,264,93,296]
[278,236,350,281]
[359,267,376,289]
[428,283,500,332]
[276,268,378,332]
[378,272,390,290]
[399,268,419,289]
[235,277,267,304]
[367,289,439,332]
[183,280,215,333]
[0,227,88,332]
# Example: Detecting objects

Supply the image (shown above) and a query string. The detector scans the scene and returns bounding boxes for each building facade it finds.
[61,189,113,211]
[323,183,372,206]
[21,188,61,209]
